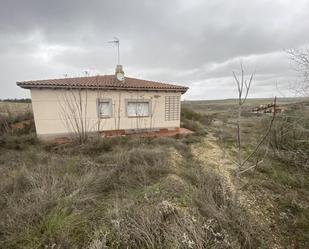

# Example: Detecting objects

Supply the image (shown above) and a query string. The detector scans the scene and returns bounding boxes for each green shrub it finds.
[181,119,206,134]
[181,107,213,126]
[181,107,211,137]
[181,106,204,121]
[27,206,90,249]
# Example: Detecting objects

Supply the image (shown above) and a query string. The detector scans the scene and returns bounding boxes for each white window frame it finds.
[125,99,152,118]
[97,99,113,118]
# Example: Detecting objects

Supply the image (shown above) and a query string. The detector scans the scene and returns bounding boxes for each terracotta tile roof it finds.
[17,75,188,93]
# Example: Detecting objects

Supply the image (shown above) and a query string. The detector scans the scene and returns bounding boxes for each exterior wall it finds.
[30,88,182,138]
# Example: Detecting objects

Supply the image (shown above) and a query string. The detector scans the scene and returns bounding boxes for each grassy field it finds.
[183,97,309,115]
[184,97,308,106]
[0,98,308,249]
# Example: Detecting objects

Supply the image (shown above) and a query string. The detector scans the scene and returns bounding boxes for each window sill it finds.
[127,116,150,118]
[99,116,112,119]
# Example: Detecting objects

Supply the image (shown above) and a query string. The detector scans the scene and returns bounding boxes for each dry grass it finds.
[5,100,308,248]
[0,116,261,249]
[0,138,172,248]
[184,99,309,248]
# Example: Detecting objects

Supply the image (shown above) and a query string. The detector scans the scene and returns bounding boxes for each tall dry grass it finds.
[0,107,263,248]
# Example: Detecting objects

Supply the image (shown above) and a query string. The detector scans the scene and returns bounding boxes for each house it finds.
[17,65,188,140]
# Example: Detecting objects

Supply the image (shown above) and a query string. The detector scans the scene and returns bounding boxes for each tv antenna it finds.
[84,70,89,77]
[108,37,120,65]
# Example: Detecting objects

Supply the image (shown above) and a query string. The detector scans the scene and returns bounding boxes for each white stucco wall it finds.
[30,88,182,138]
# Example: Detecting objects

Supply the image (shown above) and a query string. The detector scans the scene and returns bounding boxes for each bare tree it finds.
[59,88,89,144]
[150,96,159,130]
[287,48,309,96]
[95,76,102,136]
[232,64,277,206]
[117,92,122,130]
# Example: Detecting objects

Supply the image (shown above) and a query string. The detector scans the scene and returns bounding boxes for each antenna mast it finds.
[108,37,120,65]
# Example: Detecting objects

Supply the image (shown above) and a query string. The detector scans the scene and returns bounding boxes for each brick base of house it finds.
[99,127,183,137]
[42,127,193,144]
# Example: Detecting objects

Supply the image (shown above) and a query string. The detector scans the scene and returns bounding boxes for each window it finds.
[165,96,180,120]
[97,99,112,118]
[126,100,150,117]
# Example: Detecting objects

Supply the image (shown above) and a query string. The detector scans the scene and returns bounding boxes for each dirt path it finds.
[191,133,236,193]
[191,133,283,248]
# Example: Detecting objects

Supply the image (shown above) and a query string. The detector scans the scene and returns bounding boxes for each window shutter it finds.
[165,96,180,120]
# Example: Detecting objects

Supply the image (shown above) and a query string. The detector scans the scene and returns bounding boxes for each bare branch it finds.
[233,71,241,96]
[232,64,277,206]
[59,89,89,143]
[241,71,254,105]
[240,160,264,174]
[287,48,309,96]
[240,97,277,168]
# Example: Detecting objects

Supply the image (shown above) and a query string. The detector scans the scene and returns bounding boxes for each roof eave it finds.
[17,84,188,94]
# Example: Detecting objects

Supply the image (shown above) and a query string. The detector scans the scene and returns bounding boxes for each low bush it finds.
[268,113,309,171]
[89,147,170,195]
[0,111,34,135]
[0,133,39,150]
[181,119,206,134]
[181,106,204,121]
[181,107,212,134]
[182,106,213,123]
[43,136,127,155]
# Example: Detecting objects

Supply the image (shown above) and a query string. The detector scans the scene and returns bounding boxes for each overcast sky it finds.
[1,0,308,100]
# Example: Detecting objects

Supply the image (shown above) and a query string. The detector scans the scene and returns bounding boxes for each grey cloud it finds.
[0,0,309,99]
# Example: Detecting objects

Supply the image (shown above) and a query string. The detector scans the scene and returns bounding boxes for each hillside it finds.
[0,98,308,249]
